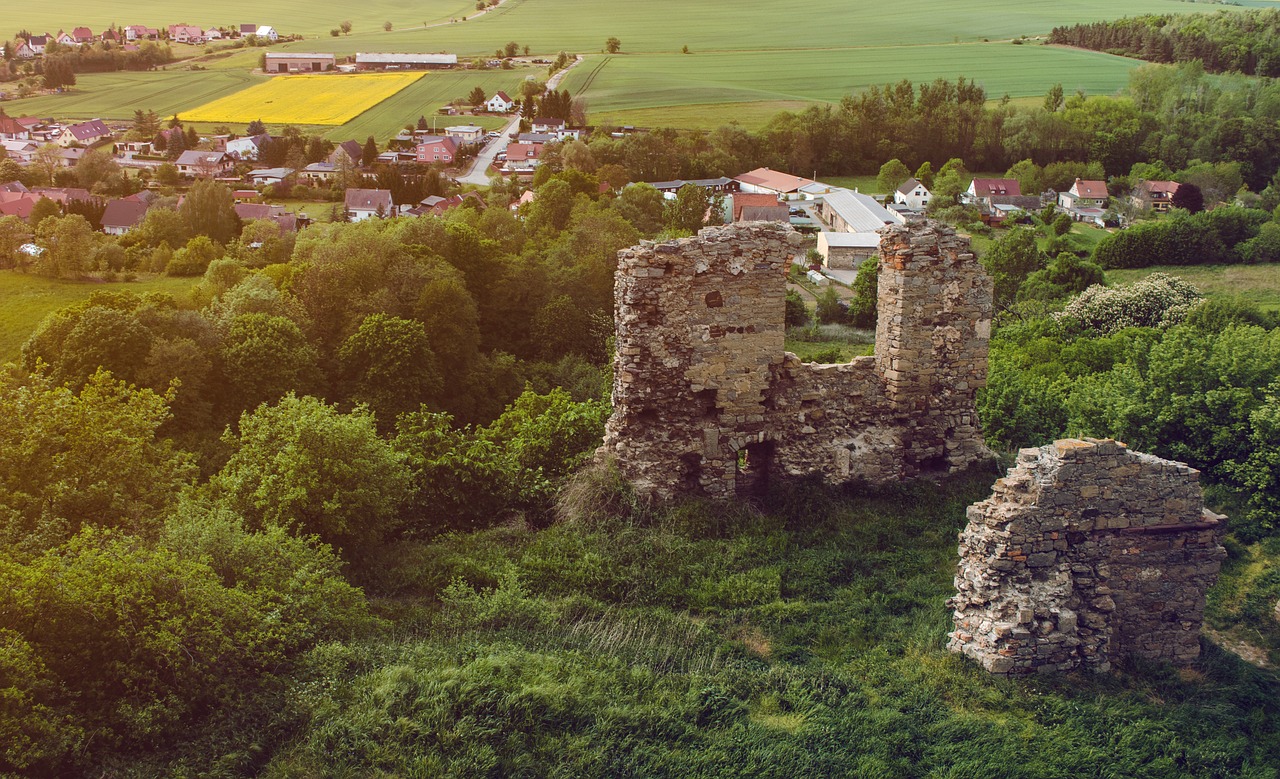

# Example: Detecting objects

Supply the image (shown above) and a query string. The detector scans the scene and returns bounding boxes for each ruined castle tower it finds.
[598,219,993,500]
[949,439,1226,674]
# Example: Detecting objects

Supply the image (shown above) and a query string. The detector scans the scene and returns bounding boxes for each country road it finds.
[456,56,582,186]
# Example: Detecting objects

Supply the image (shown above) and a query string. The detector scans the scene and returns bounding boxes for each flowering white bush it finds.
[1054,273,1201,335]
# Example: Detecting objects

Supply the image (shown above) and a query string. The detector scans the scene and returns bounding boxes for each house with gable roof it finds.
[1058,178,1109,210]
[894,177,932,210]
[486,91,516,113]
[344,188,394,221]
[57,119,112,148]
[1130,180,1180,214]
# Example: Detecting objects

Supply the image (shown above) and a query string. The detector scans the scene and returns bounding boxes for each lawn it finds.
[179,72,424,125]
[558,44,1146,128]
[329,71,524,141]
[0,69,264,121]
[0,272,199,363]
[1107,263,1280,312]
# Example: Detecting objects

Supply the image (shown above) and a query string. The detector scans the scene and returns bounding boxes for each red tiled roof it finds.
[734,167,814,194]
[971,178,1021,197]
[732,193,784,221]
[1071,179,1108,198]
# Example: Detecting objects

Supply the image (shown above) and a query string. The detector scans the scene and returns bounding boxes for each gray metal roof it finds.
[822,189,894,233]
[354,52,457,64]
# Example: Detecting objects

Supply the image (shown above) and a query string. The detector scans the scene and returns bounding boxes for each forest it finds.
[1049,8,1280,77]
[3,63,1280,775]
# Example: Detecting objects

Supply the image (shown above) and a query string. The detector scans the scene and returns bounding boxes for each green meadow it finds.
[0,272,198,363]
[1107,263,1280,313]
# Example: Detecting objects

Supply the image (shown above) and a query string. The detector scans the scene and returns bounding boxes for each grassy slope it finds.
[0,272,198,363]
[1108,263,1280,312]
[267,474,1280,775]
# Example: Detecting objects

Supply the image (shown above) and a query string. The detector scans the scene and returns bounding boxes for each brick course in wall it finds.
[597,219,993,500]
[949,438,1226,674]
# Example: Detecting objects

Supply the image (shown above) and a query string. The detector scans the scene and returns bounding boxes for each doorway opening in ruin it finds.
[679,452,703,493]
[735,441,774,497]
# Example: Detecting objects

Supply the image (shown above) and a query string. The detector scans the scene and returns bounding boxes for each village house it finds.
[203,28,223,40]
[502,141,543,169]
[328,140,364,167]
[894,177,932,210]
[57,119,112,148]
[301,162,336,184]
[100,198,149,235]
[344,188,394,221]
[734,167,817,199]
[409,191,486,216]
[239,24,258,37]
[234,202,298,232]
[486,91,516,113]
[126,26,159,41]
[967,178,1021,201]
[101,29,120,43]
[55,30,78,47]
[263,53,336,73]
[25,35,52,56]
[168,25,204,44]
[225,133,270,160]
[255,26,279,41]
[175,150,231,177]
[0,140,38,163]
[1130,180,1180,213]
[71,27,95,44]
[0,116,32,141]
[0,192,42,219]
[414,136,457,164]
[354,52,457,70]
[247,167,295,186]
[530,117,565,133]
[13,41,35,59]
[1058,178,1109,210]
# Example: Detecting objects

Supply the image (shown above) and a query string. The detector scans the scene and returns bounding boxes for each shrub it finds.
[1055,273,1201,334]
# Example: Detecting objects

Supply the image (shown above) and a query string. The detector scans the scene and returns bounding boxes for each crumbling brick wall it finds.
[598,219,992,500]
[949,439,1226,674]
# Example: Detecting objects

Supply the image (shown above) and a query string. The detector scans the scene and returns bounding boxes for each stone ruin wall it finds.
[949,438,1226,675]
[598,219,993,500]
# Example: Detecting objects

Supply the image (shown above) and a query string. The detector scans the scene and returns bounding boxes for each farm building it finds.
[354,52,457,70]
[814,188,899,269]
[735,167,818,198]
[644,177,739,200]
[264,53,336,73]
[730,193,788,223]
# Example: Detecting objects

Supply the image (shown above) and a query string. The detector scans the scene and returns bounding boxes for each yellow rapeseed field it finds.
[180,73,425,125]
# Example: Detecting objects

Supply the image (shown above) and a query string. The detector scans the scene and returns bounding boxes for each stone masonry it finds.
[949,438,1226,675]
[598,219,993,500]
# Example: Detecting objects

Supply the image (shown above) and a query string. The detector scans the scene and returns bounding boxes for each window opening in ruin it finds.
[735,441,774,497]
[694,389,719,419]
[680,452,703,493]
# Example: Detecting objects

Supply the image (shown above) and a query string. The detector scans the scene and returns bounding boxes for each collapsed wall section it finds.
[598,219,993,500]
[949,439,1226,674]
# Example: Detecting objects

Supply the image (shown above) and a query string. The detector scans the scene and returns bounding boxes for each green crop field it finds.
[6,0,477,39]
[260,0,1242,56]
[0,272,199,363]
[561,44,1147,129]
[0,69,264,121]
[328,71,525,140]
